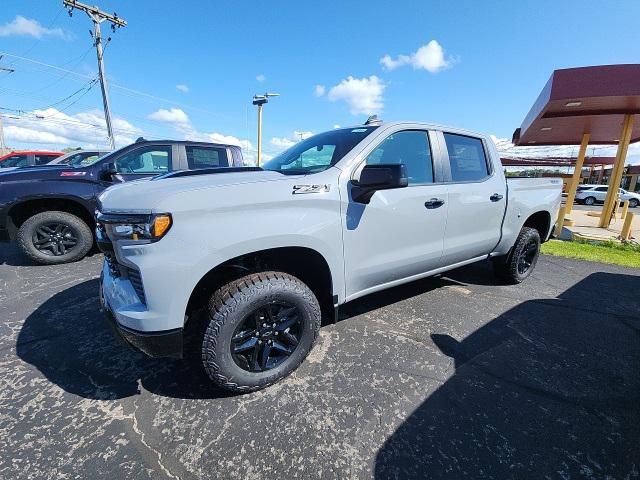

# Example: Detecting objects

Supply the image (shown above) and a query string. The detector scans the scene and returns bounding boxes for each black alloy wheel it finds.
[492,226,541,284]
[517,237,539,275]
[32,222,79,256]
[201,271,321,393]
[17,210,94,265]
[230,302,302,372]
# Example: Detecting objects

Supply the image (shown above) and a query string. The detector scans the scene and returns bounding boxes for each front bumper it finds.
[99,271,183,358]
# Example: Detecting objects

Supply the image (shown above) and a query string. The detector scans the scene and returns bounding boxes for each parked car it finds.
[97,120,562,393]
[0,139,245,264]
[0,150,63,169]
[575,184,639,208]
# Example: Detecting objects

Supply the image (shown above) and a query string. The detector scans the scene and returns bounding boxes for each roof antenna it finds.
[364,114,381,125]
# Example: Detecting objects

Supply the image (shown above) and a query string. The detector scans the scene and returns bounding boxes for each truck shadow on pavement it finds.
[374,271,640,479]
[16,268,460,401]
[16,278,235,400]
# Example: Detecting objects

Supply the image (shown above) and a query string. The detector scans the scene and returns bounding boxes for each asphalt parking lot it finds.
[1,243,639,479]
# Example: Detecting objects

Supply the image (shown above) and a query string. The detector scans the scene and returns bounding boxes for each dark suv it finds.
[0,139,244,264]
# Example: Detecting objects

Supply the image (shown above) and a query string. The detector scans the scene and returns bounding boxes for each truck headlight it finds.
[98,212,172,242]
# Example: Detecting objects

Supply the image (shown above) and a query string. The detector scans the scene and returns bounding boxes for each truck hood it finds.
[0,164,91,183]
[98,169,297,211]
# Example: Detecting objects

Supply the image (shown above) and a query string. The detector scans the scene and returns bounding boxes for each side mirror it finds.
[351,163,408,203]
[101,162,118,181]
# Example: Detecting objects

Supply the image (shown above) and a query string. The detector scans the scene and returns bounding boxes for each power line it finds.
[0,51,232,119]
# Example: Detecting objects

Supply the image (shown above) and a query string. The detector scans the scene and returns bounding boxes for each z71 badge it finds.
[292,184,330,194]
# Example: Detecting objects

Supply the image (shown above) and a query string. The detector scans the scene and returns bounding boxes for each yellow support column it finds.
[629,174,638,192]
[554,206,566,237]
[565,133,590,214]
[621,212,634,240]
[600,114,634,227]
[621,200,630,220]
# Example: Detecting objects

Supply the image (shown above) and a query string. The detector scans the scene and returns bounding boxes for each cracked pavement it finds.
[1,243,639,479]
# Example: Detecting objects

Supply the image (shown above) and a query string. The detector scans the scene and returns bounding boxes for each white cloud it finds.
[145,109,256,164]
[148,108,190,125]
[4,108,141,148]
[256,74,266,83]
[0,15,65,38]
[314,84,325,97]
[381,40,453,73]
[333,124,341,129]
[176,84,189,93]
[327,75,385,115]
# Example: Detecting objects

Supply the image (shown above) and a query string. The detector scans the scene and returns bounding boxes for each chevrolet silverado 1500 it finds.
[97,120,562,392]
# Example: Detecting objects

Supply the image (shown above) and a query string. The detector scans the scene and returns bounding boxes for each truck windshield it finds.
[262,126,378,175]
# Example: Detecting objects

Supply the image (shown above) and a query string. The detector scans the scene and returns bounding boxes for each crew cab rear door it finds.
[438,131,505,265]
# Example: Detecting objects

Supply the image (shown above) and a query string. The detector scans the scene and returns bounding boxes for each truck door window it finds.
[443,133,489,182]
[115,146,171,174]
[186,146,229,169]
[366,130,433,185]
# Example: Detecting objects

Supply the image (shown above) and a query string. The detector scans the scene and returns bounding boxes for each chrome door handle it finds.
[424,198,445,209]
[490,193,504,202]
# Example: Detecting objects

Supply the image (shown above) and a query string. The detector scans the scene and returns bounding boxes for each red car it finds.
[0,150,64,168]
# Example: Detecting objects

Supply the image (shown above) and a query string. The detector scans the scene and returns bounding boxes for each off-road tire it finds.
[202,271,321,393]
[17,210,93,265]
[493,227,541,284]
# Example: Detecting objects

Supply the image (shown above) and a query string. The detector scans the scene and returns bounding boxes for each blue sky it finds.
[1,0,639,162]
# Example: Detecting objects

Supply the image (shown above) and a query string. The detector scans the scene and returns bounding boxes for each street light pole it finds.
[252,93,279,166]
[257,102,263,166]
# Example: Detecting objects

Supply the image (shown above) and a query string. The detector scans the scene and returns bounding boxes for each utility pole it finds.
[252,93,279,166]
[0,62,15,154]
[63,0,126,150]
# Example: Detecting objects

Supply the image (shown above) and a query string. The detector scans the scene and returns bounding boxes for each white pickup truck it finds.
[97,120,562,392]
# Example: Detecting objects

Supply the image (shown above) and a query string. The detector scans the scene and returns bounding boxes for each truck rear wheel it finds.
[202,271,321,393]
[493,227,541,284]
[17,210,93,265]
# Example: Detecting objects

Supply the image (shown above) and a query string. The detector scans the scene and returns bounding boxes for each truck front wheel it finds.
[17,210,93,265]
[493,227,541,284]
[202,271,321,393]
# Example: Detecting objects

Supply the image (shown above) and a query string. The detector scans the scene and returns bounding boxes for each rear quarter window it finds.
[443,133,490,182]
[186,146,229,169]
